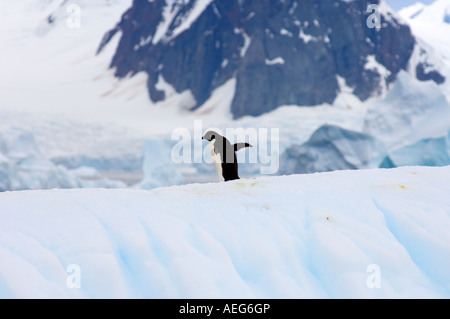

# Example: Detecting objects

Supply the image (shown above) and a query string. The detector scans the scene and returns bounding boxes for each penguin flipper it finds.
[234,143,252,152]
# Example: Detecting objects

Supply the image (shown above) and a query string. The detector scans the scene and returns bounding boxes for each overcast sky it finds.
[386,0,435,11]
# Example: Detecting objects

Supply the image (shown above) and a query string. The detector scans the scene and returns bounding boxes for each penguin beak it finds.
[201,136,205,140]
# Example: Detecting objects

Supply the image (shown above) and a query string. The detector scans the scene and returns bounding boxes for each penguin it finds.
[202,130,252,181]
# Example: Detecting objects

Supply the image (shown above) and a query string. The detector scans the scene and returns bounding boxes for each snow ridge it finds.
[153,0,213,44]
[0,166,449,298]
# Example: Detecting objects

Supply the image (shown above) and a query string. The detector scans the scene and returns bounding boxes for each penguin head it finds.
[202,131,218,142]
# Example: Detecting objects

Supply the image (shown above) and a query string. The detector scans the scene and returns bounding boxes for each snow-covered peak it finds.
[400,0,450,24]
[399,0,450,97]
[102,0,423,118]
[153,0,213,44]
[364,71,450,149]
[398,2,426,19]
[379,0,405,23]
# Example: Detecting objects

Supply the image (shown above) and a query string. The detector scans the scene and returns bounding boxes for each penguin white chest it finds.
[209,141,224,181]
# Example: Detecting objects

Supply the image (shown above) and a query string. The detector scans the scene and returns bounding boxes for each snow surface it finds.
[399,2,426,19]
[166,0,213,43]
[299,29,316,43]
[153,0,183,44]
[154,0,213,44]
[378,0,402,24]
[364,55,391,95]
[265,57,285,66]
[400,0,450,99]
[0,166,449,298]
[364,71,450,149]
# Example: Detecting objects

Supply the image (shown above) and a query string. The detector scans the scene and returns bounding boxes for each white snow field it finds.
[0,166,449,298]
[400,0,450,100]
[400,0,450,64]
[364,71,450,149]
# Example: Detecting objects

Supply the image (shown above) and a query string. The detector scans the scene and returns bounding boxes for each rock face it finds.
[98,0,443,118]
[279,124,386,174]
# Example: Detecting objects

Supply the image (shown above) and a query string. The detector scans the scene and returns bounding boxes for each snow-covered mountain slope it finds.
[400,0,450,93]
[400,0,450,55]
[1,166,449,298]
[102,0,441,118]
[0,0,233,133]
[398,2,426,19]
[364,71,450,149]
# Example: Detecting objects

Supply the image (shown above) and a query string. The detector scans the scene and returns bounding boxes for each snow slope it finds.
[0,0,234,133]
[400,0,450,63]
[0,166,449,298]
[400,0,450,73]
[364,71,450,149]
[399,1,450,105]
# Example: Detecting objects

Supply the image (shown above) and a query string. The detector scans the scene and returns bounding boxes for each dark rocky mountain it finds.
[98,0,445,119]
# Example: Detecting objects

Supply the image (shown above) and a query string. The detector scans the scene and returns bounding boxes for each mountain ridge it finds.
[98,0,445,118]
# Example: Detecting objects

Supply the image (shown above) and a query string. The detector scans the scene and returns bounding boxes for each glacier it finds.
[0,166,449,298]
[279,124,387,175]
[382,130,450,168]
[0,132,125,191]
[138,139,184,189]
[364,71,450,149]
